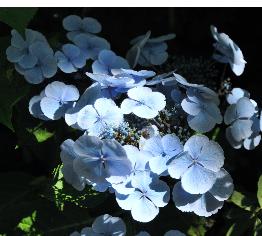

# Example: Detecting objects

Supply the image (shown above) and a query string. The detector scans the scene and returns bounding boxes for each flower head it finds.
[172,169,233,217]
[168,135,224,194]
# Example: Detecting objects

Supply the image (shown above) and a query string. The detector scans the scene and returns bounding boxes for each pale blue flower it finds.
[172,169,233,217]
[60,139,87,191]
[127,31,175,67]
[63,15,102,41]
[55,44,86,73]
[92,49,130,75]
[6,29,48,69]
[226,87,250,105]
[77,98,123,136]
[40,81,79,120]
[86,69,154,98]
[115,171,170,222]
[224,97,256,143]
[141,134,183,176]
[164,230,186,236]
[73,135,132,186]
[29,90,50,121]
[65,82,101,128]
[168,135,224,194]
[72,34,110,60]
[211,25,246,76]
[70,214,126,236]
[181,92,222,133]
[15,42,57,84]
[121,87,166,119]
[112,145,152,195]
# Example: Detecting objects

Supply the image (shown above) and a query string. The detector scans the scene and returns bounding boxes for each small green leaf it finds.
[27,128,54,143]
[257,175,262,208]
[229,190,256,211]
[17,210,37,233]
[0,8,38,34]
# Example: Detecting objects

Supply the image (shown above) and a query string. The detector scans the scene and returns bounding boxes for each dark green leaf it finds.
[229,190,257,211]
[0,8,38,34]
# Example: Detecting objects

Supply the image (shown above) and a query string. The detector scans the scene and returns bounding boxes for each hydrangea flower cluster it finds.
[6,14,262,234]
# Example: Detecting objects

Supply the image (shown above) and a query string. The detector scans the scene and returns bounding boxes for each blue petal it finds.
[82,17,102,34]
[181,164,217,194]
[63,15,82,31]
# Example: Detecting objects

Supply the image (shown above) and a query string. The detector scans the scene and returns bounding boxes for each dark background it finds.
[0,8,261,235]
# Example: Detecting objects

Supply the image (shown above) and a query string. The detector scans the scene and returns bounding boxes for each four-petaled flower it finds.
[168,135,224,194]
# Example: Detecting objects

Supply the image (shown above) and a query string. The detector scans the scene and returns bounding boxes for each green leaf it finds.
[226,213,255,236]
[27,128,54,143]
[254,217,262,236]
[0,77,29,131]
[257,175,262,208]
[0,8,38,33]
[229,190,257,211]
[17,210,37,233]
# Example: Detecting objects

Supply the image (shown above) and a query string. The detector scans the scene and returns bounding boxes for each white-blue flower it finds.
[40,81,79,120]
[164,230,186,236]
[63,15,102,41]
[121,87,166,119]
[55,44,86,73]
[115,171,170,222]
[77,98,123,136]
[211,25,246,76]
[172,168,233,217]
[168,135,224,194]
[65,82,101,128]
[141,134,183,176]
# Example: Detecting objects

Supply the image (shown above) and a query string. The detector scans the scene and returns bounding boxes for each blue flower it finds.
[92,49,130,75]
[127,31,175,68]
[63,15,102,41]
[136,232,151,236]
[172,169,233,217]
[55,44,86,73]
[70,214,126,236]
[224,97,256,144]
[15,42,57,84]
[226,87,250,105]
[73,135,132,186]
[86,69,154,99]
[6,29,48,69]
[181,91,222,133]
[121,87,166,119]
[65,82,102,128]
[168,135,224,194]
[72,34,110,60]
[60,139,87,191]
[77,98,123,136]
[29,90,50,121]
[115,171,170,222]
[141,134,183,176]
[211,25,246,76]
[40,81,79,120]
[111,145,152,195]
[164,230,186,236]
